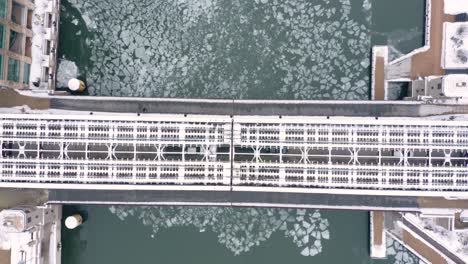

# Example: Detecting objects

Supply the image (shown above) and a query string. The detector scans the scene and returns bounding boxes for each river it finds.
[62,206,423,264]
[58,0,426,263]
[57,0,424,99]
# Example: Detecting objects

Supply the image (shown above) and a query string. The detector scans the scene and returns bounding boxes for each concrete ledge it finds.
[47,96,468,117]
[371,46,388,100]
[47,189,421,211]
[370,211,387,259]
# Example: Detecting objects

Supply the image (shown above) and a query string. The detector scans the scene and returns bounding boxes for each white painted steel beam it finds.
[0,113,467,195]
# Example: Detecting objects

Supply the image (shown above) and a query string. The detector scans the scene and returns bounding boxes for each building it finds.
[372,0,468,102]
[408,19,468,101]
[1,207,44,233]
[0,0,60,92]
[0,206,61,264]
[410,74,468,99]
[0,0,33,90]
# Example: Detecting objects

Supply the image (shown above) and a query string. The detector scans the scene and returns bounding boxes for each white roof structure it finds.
[0,206,61,264]
[443,75,468,97]
[445,0,468,15]
[442,22,468,69]
[0,210,27,233]
[461,211,468,224]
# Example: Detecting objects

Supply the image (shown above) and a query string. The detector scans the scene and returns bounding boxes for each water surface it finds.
[58,0,403,99]
[62,206,423,264]
[58,0,424,99]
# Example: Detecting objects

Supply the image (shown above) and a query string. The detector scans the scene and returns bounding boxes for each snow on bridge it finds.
[0,113,467,196]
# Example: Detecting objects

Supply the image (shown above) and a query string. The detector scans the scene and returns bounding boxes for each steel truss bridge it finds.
[1,113,468,197]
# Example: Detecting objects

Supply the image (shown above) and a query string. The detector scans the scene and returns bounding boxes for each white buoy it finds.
[68,78,86,92]
[65,214,83,229]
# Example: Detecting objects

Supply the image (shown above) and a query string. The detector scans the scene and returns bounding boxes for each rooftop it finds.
[442,22,468,69]
[442,74,468,97]
[444,0,468,15]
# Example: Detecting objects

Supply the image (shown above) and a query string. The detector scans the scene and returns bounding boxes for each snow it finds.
[372,244,386,259]
[442,74,468,98]
[0,229,11,250]
[406,214,468,261]
[444,0,468,15]
[29,0,56,90]
[30,0,50,90]
[442,22,468,69]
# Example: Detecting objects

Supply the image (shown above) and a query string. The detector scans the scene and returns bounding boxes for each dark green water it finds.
[59,0,426,262]
[57,0,424,99]
[62,206,422,264]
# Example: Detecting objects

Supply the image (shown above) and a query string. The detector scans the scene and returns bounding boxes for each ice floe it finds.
[56,59,79,88]
[109,206,330,257]
[61,0,372,99]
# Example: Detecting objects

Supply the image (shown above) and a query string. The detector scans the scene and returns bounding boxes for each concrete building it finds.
[371,0,468,103]
[442,74,468,98]
[0,205,61,264]
[0,0,60,92]
[1,207,44,233]
[0,0,33,90]
[407,18,468,101]
[410,74,468,100]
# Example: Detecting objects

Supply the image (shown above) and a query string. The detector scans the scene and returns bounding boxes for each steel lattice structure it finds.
[1,113,467,196]
[0,114,232,186]
[232,117,468,192]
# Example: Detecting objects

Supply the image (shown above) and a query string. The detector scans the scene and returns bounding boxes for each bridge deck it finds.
[1,113,468,196]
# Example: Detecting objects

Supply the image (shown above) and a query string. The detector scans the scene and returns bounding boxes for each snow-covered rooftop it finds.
[29,0,60,92]
[442,74,468,97]
[442,22,468,69]
[445,0,468,15]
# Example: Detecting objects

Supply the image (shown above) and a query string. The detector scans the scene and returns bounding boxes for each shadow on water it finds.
[61,206,89,263]
[58,0,91,87]
[58,0,92,66]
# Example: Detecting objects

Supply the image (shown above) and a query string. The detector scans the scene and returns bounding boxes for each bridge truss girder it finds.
[0,114,467,195]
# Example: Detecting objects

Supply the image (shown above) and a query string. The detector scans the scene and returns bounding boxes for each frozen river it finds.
[57,0,423,99]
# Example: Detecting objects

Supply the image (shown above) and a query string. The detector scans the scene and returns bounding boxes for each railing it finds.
[0,113,467,195]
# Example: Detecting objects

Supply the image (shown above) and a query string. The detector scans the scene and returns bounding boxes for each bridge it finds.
[1,112,468,200]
